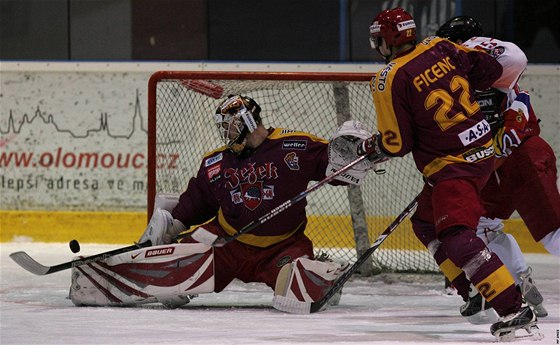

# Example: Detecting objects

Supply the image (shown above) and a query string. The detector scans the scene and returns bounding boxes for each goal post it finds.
[147,71,438,274]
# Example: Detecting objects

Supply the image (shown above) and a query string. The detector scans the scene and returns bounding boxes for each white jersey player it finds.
[437,16,559,323]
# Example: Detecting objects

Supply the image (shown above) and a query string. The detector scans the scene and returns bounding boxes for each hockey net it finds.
[147,71,438,274]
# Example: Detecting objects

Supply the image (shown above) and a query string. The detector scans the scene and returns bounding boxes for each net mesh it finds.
[149,73,439,274]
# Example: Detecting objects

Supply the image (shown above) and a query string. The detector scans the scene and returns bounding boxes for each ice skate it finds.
[460,285,499,324]
[490,306,543,342]
[158,294,198,309]
[520,267,548,317]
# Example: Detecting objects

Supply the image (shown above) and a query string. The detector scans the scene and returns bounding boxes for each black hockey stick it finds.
[191,154,369,247]
[272,194,419,314]
[9,240,153,275]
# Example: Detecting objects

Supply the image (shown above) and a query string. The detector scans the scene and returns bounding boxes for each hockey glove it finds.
[493,91,530,158]
[475,88,506,134]
[357,133,388,163]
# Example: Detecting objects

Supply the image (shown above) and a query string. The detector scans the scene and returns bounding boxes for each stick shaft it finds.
[10,241,152,275]
[211,155,368,246]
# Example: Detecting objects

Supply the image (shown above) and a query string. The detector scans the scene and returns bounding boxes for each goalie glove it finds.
[327,120,377,185]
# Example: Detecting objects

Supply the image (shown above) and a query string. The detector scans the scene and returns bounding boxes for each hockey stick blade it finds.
[192,155,369,247]
[9,240,152,276]
[274,195,419,314]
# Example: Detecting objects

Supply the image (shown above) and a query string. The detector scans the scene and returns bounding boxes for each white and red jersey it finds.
[462,36,528,90]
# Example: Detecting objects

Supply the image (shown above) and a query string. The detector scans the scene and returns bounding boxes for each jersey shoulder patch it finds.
[269,128,328,144]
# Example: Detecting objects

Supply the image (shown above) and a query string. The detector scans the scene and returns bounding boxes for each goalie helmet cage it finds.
[147,71,438,274]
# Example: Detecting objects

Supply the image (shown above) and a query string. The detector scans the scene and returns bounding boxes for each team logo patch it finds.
[282,140,307,150]
[284,152,300,170]
[230,182,274,208]
[207,163,221,180]
[276,255,292,268]
[204,153,223,167]
[491,46,505,58]
[145,247,175,258]
[240,181,264,210]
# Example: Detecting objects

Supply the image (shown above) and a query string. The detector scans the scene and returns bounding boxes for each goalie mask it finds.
[215,95,262,154]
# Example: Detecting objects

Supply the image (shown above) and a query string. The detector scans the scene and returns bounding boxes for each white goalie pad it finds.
[327,120,376,185]
[272,257,348,313]
[69,243,214,307]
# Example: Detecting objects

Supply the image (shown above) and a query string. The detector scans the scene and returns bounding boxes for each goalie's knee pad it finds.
[69,243,214,307]
[272,257,349,312]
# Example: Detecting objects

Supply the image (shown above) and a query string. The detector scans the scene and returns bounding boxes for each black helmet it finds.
[436,16,483,43]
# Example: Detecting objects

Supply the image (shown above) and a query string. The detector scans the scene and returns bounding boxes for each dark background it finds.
[1,0,558,63]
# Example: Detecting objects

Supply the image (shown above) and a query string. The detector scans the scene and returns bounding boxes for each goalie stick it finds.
[273,194,419,314]
[191,154,369,247]
[9,240,153,276]
[11,149,368,275]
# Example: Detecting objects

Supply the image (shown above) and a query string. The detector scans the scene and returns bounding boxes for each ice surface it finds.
[1,242,558,344]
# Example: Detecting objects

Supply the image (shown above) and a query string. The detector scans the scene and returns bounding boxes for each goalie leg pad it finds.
[272,257,348,313]
[69,243,215,307]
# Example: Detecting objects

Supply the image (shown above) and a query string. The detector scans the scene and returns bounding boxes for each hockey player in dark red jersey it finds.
[69,94,375,311]
[358,7,541,341]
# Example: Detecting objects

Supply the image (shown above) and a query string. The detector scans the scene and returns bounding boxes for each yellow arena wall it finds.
[0,210,547,253]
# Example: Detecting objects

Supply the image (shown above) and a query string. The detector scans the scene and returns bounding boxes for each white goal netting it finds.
[148,71,439,274]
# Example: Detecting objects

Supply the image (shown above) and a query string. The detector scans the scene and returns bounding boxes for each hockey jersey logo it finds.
[240,182,263,210]
[229,181,275,210]
[284,152,300,171]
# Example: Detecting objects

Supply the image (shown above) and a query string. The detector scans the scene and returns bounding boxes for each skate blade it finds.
[494,323,543,342]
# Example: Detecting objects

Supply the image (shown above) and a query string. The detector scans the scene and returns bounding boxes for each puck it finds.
[69,239,81,253]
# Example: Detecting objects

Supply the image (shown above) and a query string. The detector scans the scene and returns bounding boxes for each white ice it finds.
[1,242,558,345]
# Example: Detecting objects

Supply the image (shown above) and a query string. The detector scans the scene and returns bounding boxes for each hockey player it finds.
[69,95,374,311]
[431,15,559,322]
[359,7,541,341]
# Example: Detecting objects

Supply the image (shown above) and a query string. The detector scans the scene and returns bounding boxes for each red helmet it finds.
[369,7,416,49]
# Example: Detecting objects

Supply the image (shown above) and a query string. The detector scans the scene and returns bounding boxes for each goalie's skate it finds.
[520,267,548,317]
[460,286,499,324]
[490,306,543,342]
[158,294,198,309]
